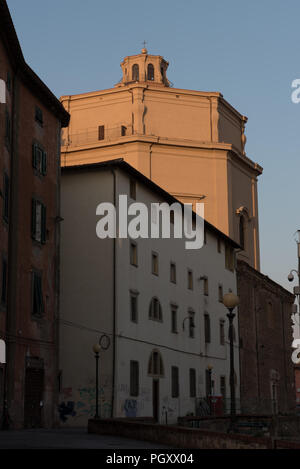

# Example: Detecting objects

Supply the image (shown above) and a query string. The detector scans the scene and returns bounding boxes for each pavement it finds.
[0,427,172,449]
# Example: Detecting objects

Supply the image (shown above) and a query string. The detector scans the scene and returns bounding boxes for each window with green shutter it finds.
[32,143,47,176]
[32,271,44,317]
[31,199,46,244]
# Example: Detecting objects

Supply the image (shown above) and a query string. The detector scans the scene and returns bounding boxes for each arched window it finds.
[132,64,139,81]
[239,215,245,249]
[148,350,164,376]
[149,297,162,321]
[147,63,154,81]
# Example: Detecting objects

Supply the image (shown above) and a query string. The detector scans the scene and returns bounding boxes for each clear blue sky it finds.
[7,0,300,292]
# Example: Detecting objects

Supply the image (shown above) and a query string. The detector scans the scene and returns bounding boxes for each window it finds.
[147,63,154,81]
[1,259,7,305]
[129,179,136,200]
[5,110,11,146]
[35,106,43,127]
[152,252,159,276]
[220,320,225,345]
[204,314,211,343]
[3,173,9,222]
[149,297,162,321]
[203,277,209,296]
[188,311,195,338]
[148,350,164,376]
[170,262,176,283]
[98,125,105,141]
[189,368,196,398]
[130,361,139,397]
[32,143,47,175]
[121,125,127,137]
[239,216,245,250]
[225,245,235,271]
[132,64,139,81]
[31,199,47,244]
[171,305,177,333]
[130,291,139,323]
[171,366,179,398]
[220,376,226,400]
[218,284,223,302]
[32,271,44,317]
[130,242,138,266]
[188,270,193,290]
[217,238,221,253]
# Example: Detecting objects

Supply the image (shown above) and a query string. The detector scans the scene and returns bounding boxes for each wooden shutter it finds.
[32,144,38,169]
[42,151,47,176]
[41,204,47,244]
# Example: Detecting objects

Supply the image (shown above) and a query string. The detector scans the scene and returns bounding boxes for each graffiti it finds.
[58,401,76,422]
[124,399,137,418]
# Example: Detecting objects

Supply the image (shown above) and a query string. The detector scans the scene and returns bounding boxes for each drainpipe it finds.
[149,143,153,180]
[110,169,117,418]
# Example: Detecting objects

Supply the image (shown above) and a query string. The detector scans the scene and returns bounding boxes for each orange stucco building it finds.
[60,48,262,270]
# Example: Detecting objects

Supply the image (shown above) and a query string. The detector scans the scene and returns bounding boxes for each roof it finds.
[62,158,240,249]
[0,0,69,127]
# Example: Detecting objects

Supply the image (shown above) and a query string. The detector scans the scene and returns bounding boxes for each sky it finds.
[6,0,300,293]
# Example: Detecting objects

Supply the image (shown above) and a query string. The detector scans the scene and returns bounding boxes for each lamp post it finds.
[288,230,300,337]
[223,292,239,430]
[92,343,101,419]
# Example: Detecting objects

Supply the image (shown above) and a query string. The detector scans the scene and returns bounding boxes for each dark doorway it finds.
[152,379,159,422]
[24,367,44,428]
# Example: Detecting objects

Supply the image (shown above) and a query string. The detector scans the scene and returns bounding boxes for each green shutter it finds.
[31,199,36,239]
[41,204,46,244]
[42,151,47,175]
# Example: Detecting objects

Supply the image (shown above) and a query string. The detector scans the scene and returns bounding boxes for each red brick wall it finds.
[237,260,295,415]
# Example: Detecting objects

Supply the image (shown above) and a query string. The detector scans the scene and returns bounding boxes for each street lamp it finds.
[92,343,101,419]
[288,230,300,336]
[223,292,239,431]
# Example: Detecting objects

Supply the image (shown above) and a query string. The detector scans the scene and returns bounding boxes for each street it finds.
[0,428,171,449]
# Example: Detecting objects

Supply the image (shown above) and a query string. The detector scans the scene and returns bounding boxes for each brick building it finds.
[0,1,69,428]
[237,260,295,414]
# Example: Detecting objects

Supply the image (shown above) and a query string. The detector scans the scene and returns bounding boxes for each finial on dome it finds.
[141,40,148,54]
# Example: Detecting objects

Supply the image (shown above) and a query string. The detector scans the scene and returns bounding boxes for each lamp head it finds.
[223,292,239,310]
[93,343,101,354]
[288,272,295,282]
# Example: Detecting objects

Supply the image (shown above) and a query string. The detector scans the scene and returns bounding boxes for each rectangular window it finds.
[152,252,159,276]
[121,125,127,136]
[189,368,196,398]
[189,311,195,338]
[171,306,177,333]
[204,314,211,343]
[225,245,235,271]
[188,270,193,290]
[220,376,226,400]
[1,259,7,305]
[32,143,47,176]
[170,263,176,283]
[130,360,139,397]
[98,125,105,140]
[3,173,9,222]
[204,277,209,296]
[130,242,138,266]
[171,366,179,398]
[220,320,225,345]
[218,284,223,302]
[130,293,138,323]
[31,199,47,244]
[129,179,136,200]
[32,271,44,317]
[35,106,43,127]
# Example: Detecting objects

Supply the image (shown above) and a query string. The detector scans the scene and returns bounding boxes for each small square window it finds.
[98,125,105,140]
[152,252,159,276]
[130,242,138,266]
